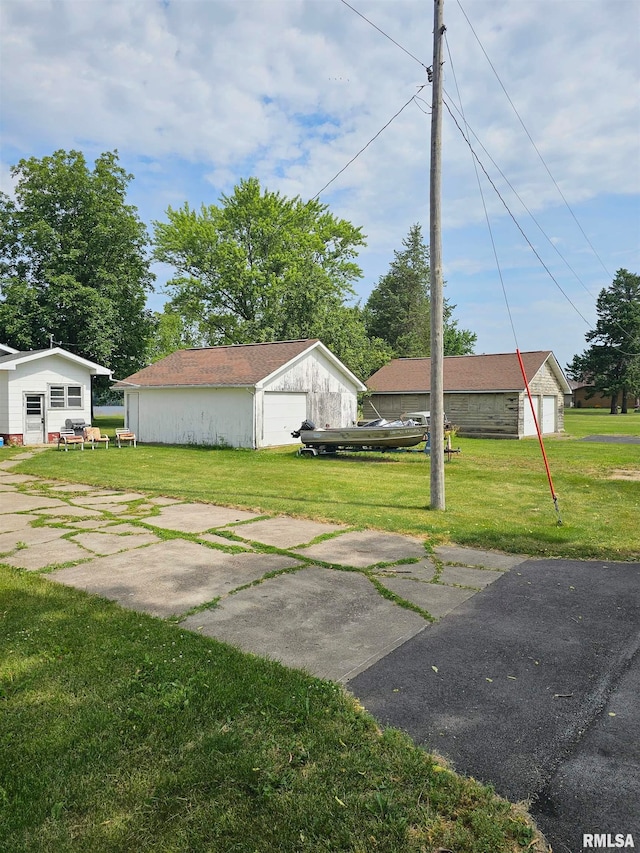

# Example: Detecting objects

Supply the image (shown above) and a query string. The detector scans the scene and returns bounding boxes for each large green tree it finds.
[0,150,154,380]
[567,268,640,413]
[364,223,476,357]
[152,177,391,379]
[153,177,365,345]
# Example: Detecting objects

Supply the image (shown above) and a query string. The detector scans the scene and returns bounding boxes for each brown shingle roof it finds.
[114,340,321,387]
[367,351,557,392]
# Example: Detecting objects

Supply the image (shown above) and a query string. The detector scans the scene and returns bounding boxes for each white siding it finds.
[130,387,254,447]
[5,355,93,438]
[542,395,556,433]
[0,373,9,433]
[263,348,358,431]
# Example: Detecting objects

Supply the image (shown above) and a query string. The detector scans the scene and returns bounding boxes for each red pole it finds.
[516,349,563,525]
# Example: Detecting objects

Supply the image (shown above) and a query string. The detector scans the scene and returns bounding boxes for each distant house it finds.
[569,380,638,410]
[365,351,571,439]
[0,346,112,446]
[112,339,365,448]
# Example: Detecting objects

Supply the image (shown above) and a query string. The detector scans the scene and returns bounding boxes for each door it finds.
[24,394,45,445]
[262,392,307,446]
[126,392,139,435]
[523,394,540,437]
[542,395,556,433]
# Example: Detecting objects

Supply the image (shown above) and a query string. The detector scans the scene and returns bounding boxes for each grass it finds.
[0,569,543,852]
[0,408,636,850]
[11,409,640,561]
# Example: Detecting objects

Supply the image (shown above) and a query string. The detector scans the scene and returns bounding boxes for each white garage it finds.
[113,339,365,449]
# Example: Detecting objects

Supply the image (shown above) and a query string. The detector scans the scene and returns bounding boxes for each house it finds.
[112,339,366,448]
[365,351,572,439]
[0,346,112,446]
[569,380,639,410]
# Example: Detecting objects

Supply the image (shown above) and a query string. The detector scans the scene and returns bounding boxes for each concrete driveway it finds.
[1,451,638,852]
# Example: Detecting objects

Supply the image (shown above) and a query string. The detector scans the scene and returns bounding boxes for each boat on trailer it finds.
[291,418,426,456]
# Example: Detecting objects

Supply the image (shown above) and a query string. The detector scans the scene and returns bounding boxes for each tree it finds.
[153,177,366,347]
[0,150,154,380]
[364,223,476,357]
[567,269,640,413]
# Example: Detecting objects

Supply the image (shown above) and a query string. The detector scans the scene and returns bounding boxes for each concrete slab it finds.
[235,516,348,548]
[145,503,260,534]
[70,530,161,555]
[199,533,253,550]
[434,545,528,571]
[374,558,437,583]
[0,513,40,533]
[0,473,44,485]
[51,540,303,618]
[295,530,426,567]
[438,565,504,589]
[5,538,91,570]
[182,566,428,682]
[0,525,69,554]
[71,493,148,506]
[69,501,146,515]
[0,483,18,491]
[35,505,105,519]
[378,578,477,618]
[0,493,70,514]
[62,518,119,530]
[149,496,183,506]
[46,483,111,493]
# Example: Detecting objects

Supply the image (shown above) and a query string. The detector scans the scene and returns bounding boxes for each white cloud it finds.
[1,0,638,366]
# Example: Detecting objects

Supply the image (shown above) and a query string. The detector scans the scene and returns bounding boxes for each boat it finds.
[291,418,426,456]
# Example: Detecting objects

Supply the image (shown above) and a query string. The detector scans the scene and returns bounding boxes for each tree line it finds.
[2,149,636,406]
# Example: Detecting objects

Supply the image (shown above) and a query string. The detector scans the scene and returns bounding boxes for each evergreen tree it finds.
[567,269,640,413]
[364,223,476,357]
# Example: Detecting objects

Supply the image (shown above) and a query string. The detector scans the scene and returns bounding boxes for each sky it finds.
[1,0,639,371]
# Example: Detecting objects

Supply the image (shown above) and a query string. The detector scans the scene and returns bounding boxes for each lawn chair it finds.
[57,428,85,451]
[84,426,109,449]
[116,428,137,448]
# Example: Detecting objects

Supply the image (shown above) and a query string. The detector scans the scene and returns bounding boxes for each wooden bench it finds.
[116,428,137,448]
[84,426,109,449]
[57,428,84,451]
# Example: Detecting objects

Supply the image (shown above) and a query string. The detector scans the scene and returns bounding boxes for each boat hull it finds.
[298,425,425,450]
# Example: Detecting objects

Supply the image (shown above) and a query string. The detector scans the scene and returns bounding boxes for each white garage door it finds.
[542,395,556,433]
[263,392,307,446]
[523,394,540,436]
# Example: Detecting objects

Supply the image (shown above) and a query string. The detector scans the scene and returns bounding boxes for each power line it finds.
[338,0,429,71]
[456,0,613,281]
[312,91,423,200]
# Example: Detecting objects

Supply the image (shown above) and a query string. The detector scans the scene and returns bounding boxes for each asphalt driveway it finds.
[350,557,640,853]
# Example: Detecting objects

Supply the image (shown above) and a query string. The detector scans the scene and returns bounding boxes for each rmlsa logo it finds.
[583,834,635,849]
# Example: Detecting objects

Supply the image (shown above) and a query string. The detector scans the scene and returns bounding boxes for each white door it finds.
[542,395,556,433]
[126,392,139,435]
[262,392,307,446]
[24,394,45,445]
[523,394,540,436]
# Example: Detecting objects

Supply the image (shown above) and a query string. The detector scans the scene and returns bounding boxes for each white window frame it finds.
[48,384,84,409]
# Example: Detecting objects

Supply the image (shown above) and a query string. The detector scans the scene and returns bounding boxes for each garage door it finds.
[262,392,307,447]
[542,395,556,433]
[523,394,540,436]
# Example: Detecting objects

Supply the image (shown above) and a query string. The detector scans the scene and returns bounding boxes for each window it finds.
[48,385,83,409]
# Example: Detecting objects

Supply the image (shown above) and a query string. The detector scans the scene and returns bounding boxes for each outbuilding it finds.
[364,351,571,439]
[0,345,112,446]
[112,339,365,448]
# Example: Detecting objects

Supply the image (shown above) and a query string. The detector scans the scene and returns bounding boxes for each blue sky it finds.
[1,0,639,371]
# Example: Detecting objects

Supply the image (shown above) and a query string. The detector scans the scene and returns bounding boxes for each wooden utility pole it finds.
[429,0,446,510]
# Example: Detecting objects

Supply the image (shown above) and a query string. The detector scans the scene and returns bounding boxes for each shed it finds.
[112,339,366,448]
[0,346,112,446]
[365,351,571,439]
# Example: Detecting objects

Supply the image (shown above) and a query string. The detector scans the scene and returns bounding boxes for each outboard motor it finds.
[291,419,316,438]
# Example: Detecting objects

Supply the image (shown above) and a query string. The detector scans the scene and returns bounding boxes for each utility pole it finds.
[429,0,446,510]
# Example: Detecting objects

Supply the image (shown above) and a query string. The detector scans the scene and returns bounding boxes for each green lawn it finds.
[1,408,636,851]
[10,408,640,561]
